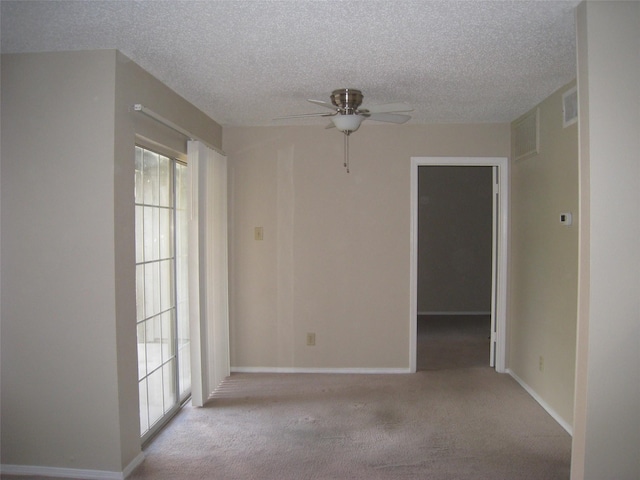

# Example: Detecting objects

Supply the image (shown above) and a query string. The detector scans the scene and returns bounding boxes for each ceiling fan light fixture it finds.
[331,114,364,133]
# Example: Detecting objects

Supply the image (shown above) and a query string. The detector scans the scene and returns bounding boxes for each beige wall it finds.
[508,80,579,428]
[0,50,221,474]
[572,2,640,479]
[1,50,124,472]
[224,124,510,370]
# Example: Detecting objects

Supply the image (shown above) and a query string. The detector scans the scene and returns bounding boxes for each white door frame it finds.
[410,157,509,373]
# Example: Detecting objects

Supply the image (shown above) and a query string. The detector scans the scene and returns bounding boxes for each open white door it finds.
[489,166,498,367]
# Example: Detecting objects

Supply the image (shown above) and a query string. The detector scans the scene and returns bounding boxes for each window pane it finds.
[159,154,172,207]
[144,262,161,318]
[146,369,164,428]
[146,316,162,373]
[176,163,187,210]
[176,163,187,249]
[160,260,173,313]
[159,208,172,260]
[176,294,190,399]
[135,205,144,263]
[161,310,175,362]
[143,149,159,205]
[139,380,149,435]
[162,359,177,413]
[176,260,188,307]
[137,322,146,380]
[176,209,187,258]
[144,206,160,262]
[136,264,145,322]
[135,147,144,204]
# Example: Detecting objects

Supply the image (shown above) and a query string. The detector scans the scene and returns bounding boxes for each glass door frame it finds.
[135,144,190,445]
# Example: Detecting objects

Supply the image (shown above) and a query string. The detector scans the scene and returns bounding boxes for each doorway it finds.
[417,166,493,370]
[409,157,508,373]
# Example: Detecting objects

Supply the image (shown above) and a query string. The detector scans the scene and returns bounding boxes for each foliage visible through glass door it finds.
[135,146,190,441]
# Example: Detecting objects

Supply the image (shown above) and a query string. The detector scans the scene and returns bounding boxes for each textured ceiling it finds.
[1,0,579,126]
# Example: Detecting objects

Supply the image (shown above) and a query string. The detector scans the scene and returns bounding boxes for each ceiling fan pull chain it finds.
[344,133,350,173]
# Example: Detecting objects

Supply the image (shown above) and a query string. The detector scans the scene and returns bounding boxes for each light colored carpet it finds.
[127,316,570,479]
[129,370,570,480]
[2,317,572,479]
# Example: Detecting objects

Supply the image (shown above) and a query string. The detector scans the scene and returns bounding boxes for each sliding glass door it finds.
[135,145,190,441]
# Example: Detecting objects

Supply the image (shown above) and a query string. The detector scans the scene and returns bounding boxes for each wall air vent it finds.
[563,86,578,128]
[514,108,539,161]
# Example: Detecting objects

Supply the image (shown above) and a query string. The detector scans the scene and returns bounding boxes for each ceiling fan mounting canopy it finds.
[330,88,364,113]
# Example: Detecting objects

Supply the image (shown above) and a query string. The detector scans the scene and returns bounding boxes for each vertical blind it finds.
[187,141,230,407]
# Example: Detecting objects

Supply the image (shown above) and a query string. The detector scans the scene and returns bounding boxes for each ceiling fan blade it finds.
[325,122,335,129]
[360,102,413,114]
[274,111,336,120]
[367,113,411,124]
[308,99,337,110]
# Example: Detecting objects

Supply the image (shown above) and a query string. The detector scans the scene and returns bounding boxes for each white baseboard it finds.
[1,452,145,480]
[122,452,145,478]
[231,366,411,374]
[506,368,573,436]
[417,311,491,316]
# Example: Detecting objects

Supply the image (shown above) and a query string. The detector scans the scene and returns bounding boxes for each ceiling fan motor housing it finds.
[331,88,363,114]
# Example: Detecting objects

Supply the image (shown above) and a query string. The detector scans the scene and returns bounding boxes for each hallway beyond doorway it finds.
[417,314,490,371]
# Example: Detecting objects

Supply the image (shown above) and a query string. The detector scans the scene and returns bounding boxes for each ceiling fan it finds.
[275,88,413,172]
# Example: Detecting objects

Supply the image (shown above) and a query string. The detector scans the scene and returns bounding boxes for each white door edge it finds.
[490,165,498,367]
